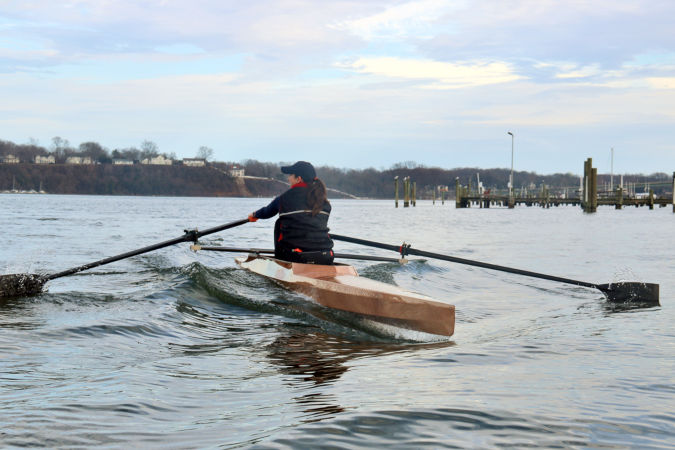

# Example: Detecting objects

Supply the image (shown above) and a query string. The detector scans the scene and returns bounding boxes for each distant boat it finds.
[0,177,48,194]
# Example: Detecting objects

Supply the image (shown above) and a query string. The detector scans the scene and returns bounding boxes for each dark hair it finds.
[307,178,328,216]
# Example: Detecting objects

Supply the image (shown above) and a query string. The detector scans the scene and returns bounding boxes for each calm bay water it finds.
[1,194,673,448]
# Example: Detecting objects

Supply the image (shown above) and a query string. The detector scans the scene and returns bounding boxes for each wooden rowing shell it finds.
[236,254,455,337]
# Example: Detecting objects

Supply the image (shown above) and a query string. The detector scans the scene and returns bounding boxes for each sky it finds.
[1,0,674,175]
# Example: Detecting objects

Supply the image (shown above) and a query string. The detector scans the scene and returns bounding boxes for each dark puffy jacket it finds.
[274,186,333,252]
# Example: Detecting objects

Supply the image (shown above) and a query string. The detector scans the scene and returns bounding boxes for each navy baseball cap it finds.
[281,161,316,181]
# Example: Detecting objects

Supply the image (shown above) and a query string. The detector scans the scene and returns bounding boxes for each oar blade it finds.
[597,282,660,306]
[0,273,46,298]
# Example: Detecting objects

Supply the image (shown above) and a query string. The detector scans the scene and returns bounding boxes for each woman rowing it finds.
[248,161,334,264]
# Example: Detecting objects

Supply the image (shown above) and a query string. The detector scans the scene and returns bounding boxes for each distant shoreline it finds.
[0,164,361,199]
[2,160,672,199]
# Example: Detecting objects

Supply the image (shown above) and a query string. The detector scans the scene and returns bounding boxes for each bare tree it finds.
[196,146,214,161]
[140,140,159,159]
[80,141,110,163]
[51,136,69,150]
[51,136,71,162]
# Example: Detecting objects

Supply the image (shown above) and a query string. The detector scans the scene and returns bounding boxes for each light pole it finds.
[507,131,514,207]
[610,147,614,191]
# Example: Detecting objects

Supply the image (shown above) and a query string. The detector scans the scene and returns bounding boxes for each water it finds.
[1,194,673,448]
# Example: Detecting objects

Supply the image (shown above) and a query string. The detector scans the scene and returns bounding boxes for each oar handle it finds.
[45,218,249,281]
[330,234,599,290]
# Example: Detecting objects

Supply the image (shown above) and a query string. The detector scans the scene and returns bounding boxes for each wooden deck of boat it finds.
[236,255,455,337]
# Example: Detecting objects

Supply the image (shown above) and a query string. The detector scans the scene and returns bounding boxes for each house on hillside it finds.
[1,154,20,164]
[34,155,56,164]
[183,158,206,167]
[65,156,93,165]
[229,165,245,177]
[113,159,134,165]
[141,155,172,165]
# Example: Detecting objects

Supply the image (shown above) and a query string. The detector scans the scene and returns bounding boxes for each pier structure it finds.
[453,159,675,212]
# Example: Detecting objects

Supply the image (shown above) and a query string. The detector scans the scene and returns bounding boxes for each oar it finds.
[190,245,407,263]
[0,218,250,299]
[329,234,660,305]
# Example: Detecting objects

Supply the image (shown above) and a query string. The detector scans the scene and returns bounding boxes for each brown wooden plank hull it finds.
[236,255,455,337]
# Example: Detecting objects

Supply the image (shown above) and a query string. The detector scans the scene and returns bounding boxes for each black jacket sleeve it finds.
[253,196,281,219]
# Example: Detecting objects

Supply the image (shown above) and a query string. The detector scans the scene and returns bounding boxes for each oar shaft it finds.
[330,234,599,289]
[46,218,249,281]
[46,235,188,280]
[194,218,250,239]
[334,253,403,263]
[195,246,274,254]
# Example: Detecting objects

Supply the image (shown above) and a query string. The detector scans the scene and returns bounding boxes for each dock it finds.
[453,159,675,212]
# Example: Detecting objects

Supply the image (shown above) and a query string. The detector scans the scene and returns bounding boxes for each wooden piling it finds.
[590,168,598,212]
[582,158,589,211]
[649,188,654,210]
[672,172,675,213]
[455,178,461,208]
[582,158,597,213]
[616,186,623,209]
[394,176,399,208]
[412,182,417,207]
[404,177,410,207]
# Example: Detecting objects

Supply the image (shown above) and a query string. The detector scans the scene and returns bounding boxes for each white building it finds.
[141,155,173,165]
[113,159,134,165]
[229,166,245,177]
[183,158,206,167]
[1,154,20,164]
[65,156,93,165]
[34,155,55,164]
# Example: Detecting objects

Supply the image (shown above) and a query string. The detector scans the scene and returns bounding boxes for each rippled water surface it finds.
[1,194,674,448]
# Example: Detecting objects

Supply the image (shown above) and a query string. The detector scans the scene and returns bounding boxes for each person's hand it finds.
[248,213,258,222]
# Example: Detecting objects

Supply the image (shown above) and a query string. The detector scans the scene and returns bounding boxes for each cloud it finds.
[0,1,364,62]
[417,1,675,69]
[331,0,462,40]
[647,77,675,89]
[338,56,523,88]
[554,64,602,79]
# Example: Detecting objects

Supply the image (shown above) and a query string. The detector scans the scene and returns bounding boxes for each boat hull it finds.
[236,255,455,337]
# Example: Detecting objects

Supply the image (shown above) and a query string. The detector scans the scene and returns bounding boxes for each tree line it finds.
[0,137,205,164]
[0,164,287,197]
[239,160,673,198]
